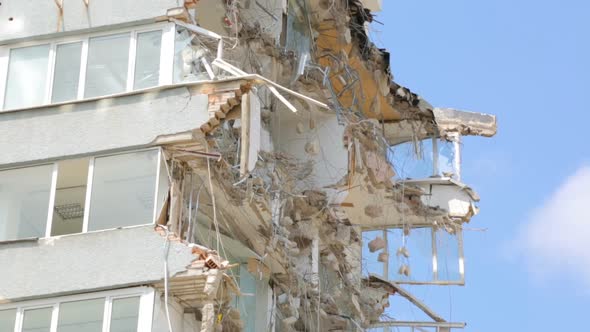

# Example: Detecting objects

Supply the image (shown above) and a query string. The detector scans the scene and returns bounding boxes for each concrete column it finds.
[311,231,320,331]
[200,301,215,332]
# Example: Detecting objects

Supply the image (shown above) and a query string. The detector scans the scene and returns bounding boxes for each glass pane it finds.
[134,31,162,90]
[57,298,104,332]
[85,33,130,98]
[436,228,462,281]
[0,309,16,331]
[52,42,82,103]
[387,227,433,282]
[173,27,191,83]
[438,139,457,179]
[285,2,311,79]
[0,164,53,241]
[4,44,50,109]
[389,139,434,180]
[88,150,158,231]
[22,307,52,332]
[110,297,140,332]
[238,266,257,332]
[173,27,211,83]
[155,153,169,221]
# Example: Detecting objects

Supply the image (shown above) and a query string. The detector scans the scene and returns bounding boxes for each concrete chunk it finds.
[368,236,386,252]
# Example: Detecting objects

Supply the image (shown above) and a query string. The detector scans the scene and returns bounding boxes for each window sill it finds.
[0,76,250,114]
[0,224,156,246]
[0,237,39,245]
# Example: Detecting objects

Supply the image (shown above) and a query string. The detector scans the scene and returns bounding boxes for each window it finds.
[285,0,311,79]
[134,31,163,90]
[0,148,169,242]
[0,23,175,111]
[57,298,104,332]
[155,151,170,222]
[0,287,154,332]
[238,265,257,332]
[0,309,16,331]
[88,150,159,231]
[388,135,461,180]
[110,297,141,332]
[22,307,52,332]
[4,44,50,109]
[0,164,54,241]
[52,42,83,103]
[172,26,216,83]
[85,33,131,98]
[362,226,465,285]
[227,264,272,332]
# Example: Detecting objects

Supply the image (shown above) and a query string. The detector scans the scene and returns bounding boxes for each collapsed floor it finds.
[145,1,497,331]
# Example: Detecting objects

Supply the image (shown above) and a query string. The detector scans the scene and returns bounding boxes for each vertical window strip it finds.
[52,42,83,103]
[45,163,59,238]
[82,157,95,234]
[77,38,89,100]
[3,44,50,110]
[0,48,8,110]
[126,31,137,92]
[159,24,176,86]
[134,30,163,90]
[44,43,57,105]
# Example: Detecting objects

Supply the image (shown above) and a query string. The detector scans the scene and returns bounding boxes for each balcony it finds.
[0,148,168,242]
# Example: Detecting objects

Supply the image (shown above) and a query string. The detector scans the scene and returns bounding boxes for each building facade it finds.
[0,1,496,331]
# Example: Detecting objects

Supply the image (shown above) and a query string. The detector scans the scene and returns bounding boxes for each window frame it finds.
[389,134,462,181]
[0,147,167,242]
[81,147,165,234]
[0,22,175,111]
[0,162,56,242]
[362,225,465,286]
[50,40,84,103]
[0,287,155,332]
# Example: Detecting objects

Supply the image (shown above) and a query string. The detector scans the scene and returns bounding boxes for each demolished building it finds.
[0,1,496,331]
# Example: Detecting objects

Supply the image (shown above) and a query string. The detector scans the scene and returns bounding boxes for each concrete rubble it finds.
[0,0,496,331]
[151,1,496,330]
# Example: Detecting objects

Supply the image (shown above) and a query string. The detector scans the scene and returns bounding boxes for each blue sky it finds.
[372,0,590,330]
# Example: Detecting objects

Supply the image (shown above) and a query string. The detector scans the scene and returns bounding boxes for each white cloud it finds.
[518,166,590,286]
